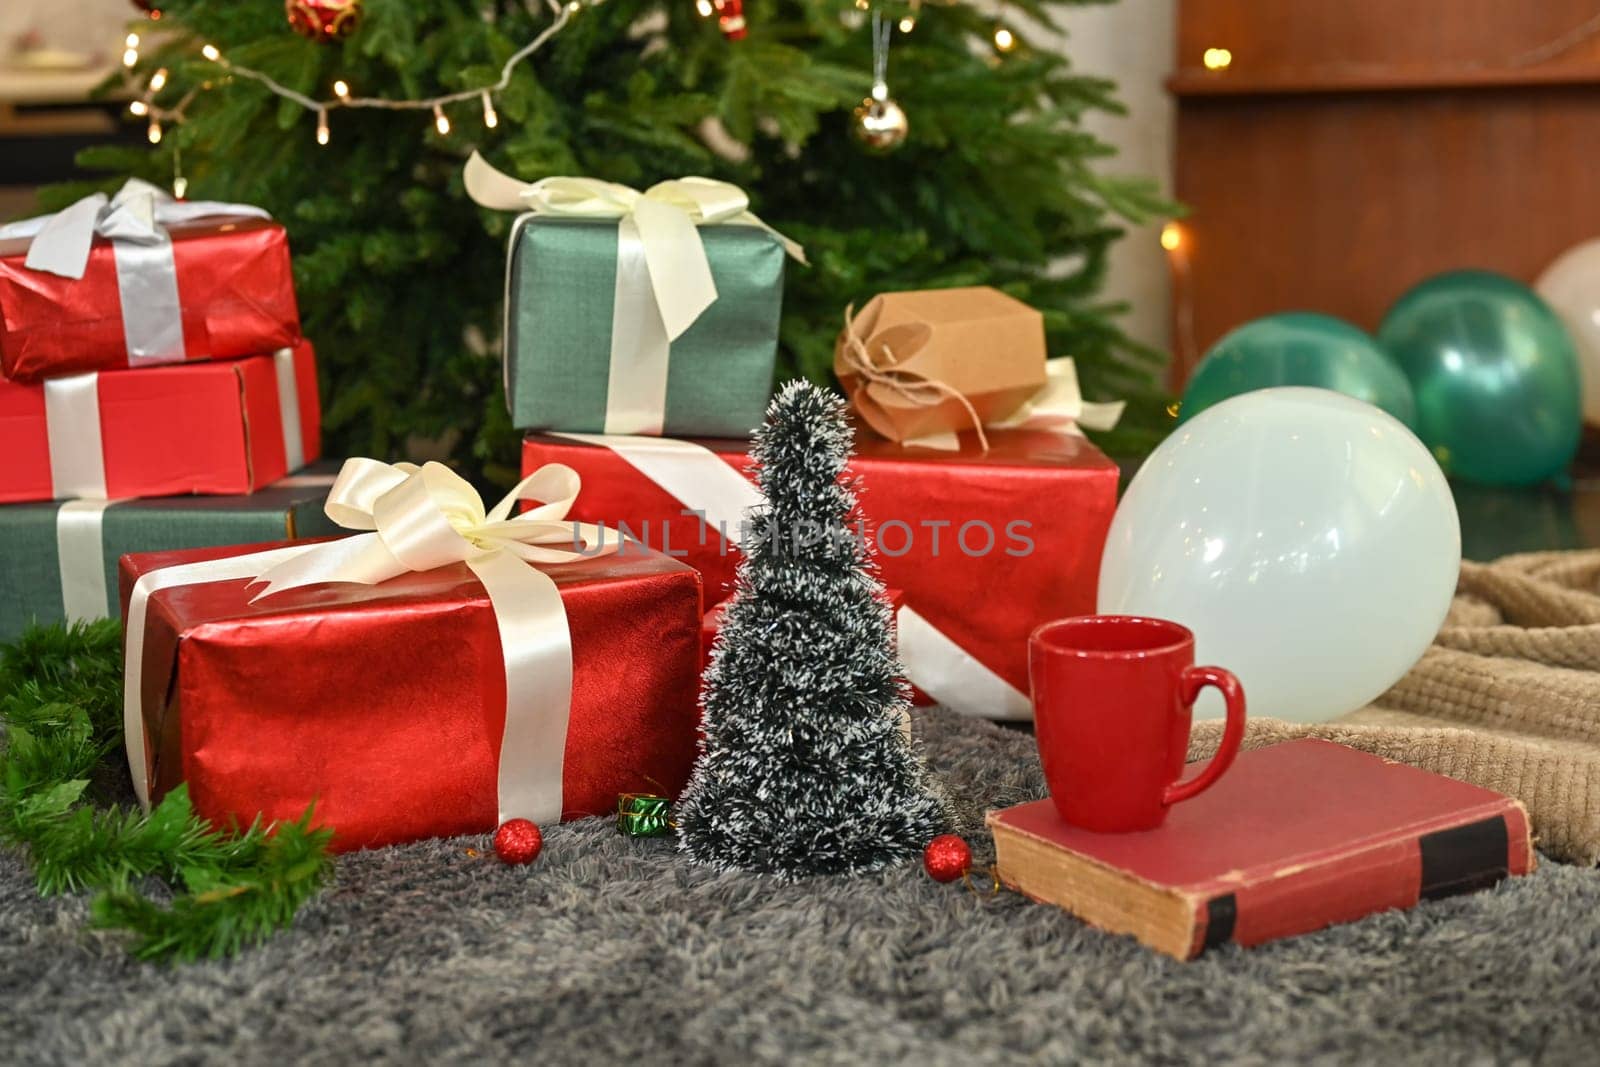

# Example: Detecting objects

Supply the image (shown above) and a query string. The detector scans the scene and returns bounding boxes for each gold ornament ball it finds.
[852,96,909,154]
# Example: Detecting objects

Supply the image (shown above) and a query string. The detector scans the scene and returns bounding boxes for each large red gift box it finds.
[0,341,320,503]
[523,427,1120,720]
[0,217,300,382]
[119,540,703,852]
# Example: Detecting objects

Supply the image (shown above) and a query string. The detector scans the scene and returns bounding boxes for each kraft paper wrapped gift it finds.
[0,180,300,382]
[0,469,341,642]
[835,287,1049,443]
[465,154,803,438]
[118,461,704,852]
[0,341,320,504]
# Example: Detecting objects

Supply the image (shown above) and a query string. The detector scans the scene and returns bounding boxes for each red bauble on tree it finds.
[285,0,364,42]
[714,0,747,41]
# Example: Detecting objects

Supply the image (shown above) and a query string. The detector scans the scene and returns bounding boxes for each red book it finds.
[986,739,1534,960]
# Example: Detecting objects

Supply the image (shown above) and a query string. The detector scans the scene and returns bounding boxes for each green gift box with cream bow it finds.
[466,154,804,438]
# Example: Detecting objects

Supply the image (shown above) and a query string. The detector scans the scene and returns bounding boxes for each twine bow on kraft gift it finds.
[123,458,620,827]
[834,305,1128,451]
[463,153,805,435]
[0,178,271,365]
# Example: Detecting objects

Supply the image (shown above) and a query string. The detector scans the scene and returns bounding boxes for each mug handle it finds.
[1163,666,1247,806]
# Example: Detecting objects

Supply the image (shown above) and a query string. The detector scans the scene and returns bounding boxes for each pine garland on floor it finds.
[0,621,332,962]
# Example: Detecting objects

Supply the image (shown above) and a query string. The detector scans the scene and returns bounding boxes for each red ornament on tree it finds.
[714,0,747,41]
[923,834,972,883]
[285,0,364,42]
[493,819,543,866]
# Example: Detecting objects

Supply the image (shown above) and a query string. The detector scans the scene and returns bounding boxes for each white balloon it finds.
[1098,388,1460,723]
[1535,238,1600,427]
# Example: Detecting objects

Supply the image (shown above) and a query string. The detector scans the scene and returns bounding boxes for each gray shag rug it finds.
[3,708,1599,1066]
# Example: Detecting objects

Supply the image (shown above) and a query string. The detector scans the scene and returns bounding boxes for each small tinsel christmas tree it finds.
[676,381,949,878]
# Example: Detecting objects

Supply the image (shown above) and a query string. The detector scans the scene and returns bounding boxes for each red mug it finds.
[1027,615,1247,833]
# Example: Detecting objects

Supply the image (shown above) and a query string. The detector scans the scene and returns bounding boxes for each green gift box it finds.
[0,472,341,642]
[506,218,788,437]
[468,154,802,438]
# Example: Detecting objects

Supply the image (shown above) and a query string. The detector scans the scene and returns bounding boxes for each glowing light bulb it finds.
[201,44,221,62]
[433,104,451,136]
[149,68,168,92]
[993,25,1016,53]
[695,0,713,15]
[566,0,580,10]
[1160,222,1182,251]
[173,176,188,198]
[481,91,498,129]
[854,0,869,9]
[898,17,915,32]
[1202,47,1232,71]
[122,48,139,68]
[125,33,140,48]
[129,100,149,117]
[316,109,329,145]
[333,80,350,100]
[147,120,162,144]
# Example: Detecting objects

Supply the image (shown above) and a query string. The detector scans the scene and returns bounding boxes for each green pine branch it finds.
[0,621,334,961]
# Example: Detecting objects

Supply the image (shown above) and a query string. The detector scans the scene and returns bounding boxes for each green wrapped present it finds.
[466,154,805,438]
[0,471,341,642]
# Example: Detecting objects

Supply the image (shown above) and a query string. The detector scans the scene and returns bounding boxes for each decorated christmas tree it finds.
[64,0,1172,485]
[676,380,948,877]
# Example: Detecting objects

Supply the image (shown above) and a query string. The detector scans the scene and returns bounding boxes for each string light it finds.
[695,0,713,15]
[149,68,169,92]
[992,25,1016,53]
[333,80,351,100]
[122,34,140,68]
[899,17,915,32]
[1160,222,1182,251]
[201,43,221,62]
[1202,47,1232,71]
[129,100,149,117]
[433,103,451,136]
[147,119,162,144]
[481,91,499,129]
[316,108,330,145]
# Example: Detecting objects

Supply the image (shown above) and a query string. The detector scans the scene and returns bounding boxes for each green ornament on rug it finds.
[675,381,950,878]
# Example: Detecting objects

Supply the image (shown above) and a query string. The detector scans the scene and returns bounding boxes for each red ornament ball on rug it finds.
[923,834,972,883]
[493,819,543,866]
[285,0,364,41]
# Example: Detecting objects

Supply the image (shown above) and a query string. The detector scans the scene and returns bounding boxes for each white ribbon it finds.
[465,154,804,435]
[0,179,271,366]
[44,373,107,499]
[551,432,1027,719]
[901,358,1127,452]
[123,459,618,821]
[273,347,306,472]
[57,499,118,622]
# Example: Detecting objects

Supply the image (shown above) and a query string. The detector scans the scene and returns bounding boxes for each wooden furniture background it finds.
[1169,1,1600,387]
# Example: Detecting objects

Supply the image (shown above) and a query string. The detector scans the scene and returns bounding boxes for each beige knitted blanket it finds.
[1188,551,1600,864]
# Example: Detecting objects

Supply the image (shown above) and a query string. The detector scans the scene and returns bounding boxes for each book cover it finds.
[987,739,1534,960]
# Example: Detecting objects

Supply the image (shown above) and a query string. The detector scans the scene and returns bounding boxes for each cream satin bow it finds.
[250,457,616,598]
[464,153,804,341]
[0,178,270,281]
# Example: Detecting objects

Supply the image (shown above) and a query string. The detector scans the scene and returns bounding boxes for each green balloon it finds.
[1180,312,1417,427]
[1379,270,1581,487]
